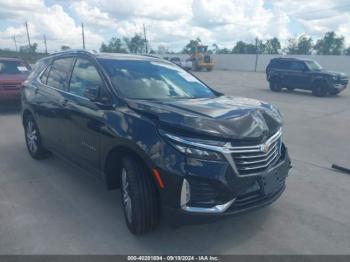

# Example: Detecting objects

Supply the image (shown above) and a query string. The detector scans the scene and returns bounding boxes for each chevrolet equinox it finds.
[22,50,291,234]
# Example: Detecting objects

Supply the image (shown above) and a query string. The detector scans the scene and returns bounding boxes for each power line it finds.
[13,36,18,52]
[25,21,31,49]
[143,24,148,53]
[43,34,48,54]
[81,23,85,49]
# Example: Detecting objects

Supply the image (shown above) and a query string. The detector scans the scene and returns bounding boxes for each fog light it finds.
[180,179,190,207]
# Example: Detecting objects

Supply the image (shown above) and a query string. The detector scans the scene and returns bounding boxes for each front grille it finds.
[230,129,282,176]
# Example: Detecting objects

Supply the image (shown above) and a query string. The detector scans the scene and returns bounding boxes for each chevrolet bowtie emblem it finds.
[260,143,270,153]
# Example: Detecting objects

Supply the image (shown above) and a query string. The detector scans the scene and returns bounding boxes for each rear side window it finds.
[47,57,75,90]
[289,61,305,71]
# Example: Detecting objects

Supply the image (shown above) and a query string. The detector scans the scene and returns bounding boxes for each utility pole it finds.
[81,23,85,49]
[254,37,259,72]
[143,24,148,53]
[25,21,31,50]
[13,36,18,52]
[43,34,48,54]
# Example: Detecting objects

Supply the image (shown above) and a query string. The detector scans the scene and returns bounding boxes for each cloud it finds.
[0,0,103,52]
[0,0,350,51]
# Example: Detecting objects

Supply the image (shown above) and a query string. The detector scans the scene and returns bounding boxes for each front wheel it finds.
[24,115,50,159]
[312,82,327,97]
[120,155,160,235]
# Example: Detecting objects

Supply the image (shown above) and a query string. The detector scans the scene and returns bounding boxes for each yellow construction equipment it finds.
[190,45,214,71]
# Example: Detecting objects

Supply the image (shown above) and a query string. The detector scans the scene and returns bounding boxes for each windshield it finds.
[99,59,217,100]
[0,60,30,75]
[305,60,323,71]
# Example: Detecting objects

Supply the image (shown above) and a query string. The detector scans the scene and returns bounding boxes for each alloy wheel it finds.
[26,120,38,154]
[121,168,133,223]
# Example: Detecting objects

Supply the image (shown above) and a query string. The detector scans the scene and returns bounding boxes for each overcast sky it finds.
[0,0,350,52]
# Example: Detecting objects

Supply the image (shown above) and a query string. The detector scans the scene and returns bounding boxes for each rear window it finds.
[46,57,75,90]
[0,60,30,75]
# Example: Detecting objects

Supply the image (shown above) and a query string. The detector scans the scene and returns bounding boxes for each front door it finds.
[64,57,110,170]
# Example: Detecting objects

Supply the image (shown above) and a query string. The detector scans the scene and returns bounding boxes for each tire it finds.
[269,79,282,92]
[312,82,327,97]
[120,155,160,235]
[329,89,340,96]
[24,115,50,160]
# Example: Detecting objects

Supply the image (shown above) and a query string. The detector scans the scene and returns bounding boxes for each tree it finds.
[285,38,298,54]
[314,31,344,55]
[345,47,350,55]
[100,37,127,53]
[265,37,281,54]
[297,36,313,55]
[182,38,201,54]
[61,45,70,50]
[212,43,219,54]
[232,41,257,54]
[124,34,146,53]
[286,36,313,55]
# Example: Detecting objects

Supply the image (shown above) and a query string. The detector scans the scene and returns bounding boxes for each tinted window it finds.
[289,61,305,71]
[99,59,216,100]
[0,60,30,75]
[69,58,103,99]
[47,57,75,90]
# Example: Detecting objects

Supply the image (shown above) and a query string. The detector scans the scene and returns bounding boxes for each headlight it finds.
[160,131,225,161]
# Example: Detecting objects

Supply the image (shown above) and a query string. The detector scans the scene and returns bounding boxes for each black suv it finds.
[266,57,348,96]
[22,50,291,234]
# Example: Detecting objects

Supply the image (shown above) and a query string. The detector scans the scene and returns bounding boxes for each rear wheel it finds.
[120,155,160,235]
[24,115,50,159]
[269,79,282,92]
[312,81,327,97]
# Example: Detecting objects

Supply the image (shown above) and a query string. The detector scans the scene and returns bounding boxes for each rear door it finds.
[63,56,111,170]
[283,61,310,89]
[34,57,75,151]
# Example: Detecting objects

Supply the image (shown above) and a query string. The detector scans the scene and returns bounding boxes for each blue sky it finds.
[0,0,349,52]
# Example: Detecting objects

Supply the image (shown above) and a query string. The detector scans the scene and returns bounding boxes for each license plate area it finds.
[259,169,285,195]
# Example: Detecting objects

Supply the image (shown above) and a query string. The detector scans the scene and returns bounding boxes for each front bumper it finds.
[158,143,291,225]
[0,89,21,102]
[329,79,348,93]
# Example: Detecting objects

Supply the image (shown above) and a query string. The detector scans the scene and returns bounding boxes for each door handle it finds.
[61,99,68,107]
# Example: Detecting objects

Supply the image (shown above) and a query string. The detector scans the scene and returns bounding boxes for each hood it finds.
[0,73,28,84]
[127,96,283,142]
[319,69,347,78]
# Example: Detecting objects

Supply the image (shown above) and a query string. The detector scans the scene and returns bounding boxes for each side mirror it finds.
[84,87,98,101]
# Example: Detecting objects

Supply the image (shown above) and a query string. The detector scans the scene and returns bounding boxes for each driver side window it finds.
[69,58,103,99]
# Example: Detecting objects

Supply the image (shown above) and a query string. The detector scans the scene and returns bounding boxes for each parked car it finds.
[266,57,348,96]
[0,57,31,103]
[22,50,291,234]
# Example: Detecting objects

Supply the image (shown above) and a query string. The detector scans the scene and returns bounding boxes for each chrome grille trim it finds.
[163,128,283,177]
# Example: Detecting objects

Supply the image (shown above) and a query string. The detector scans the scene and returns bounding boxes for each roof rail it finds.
[47,49,98,57]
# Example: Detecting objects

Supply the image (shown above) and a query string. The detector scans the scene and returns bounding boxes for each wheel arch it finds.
[22,108,34,127]
[103,144,160,191]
